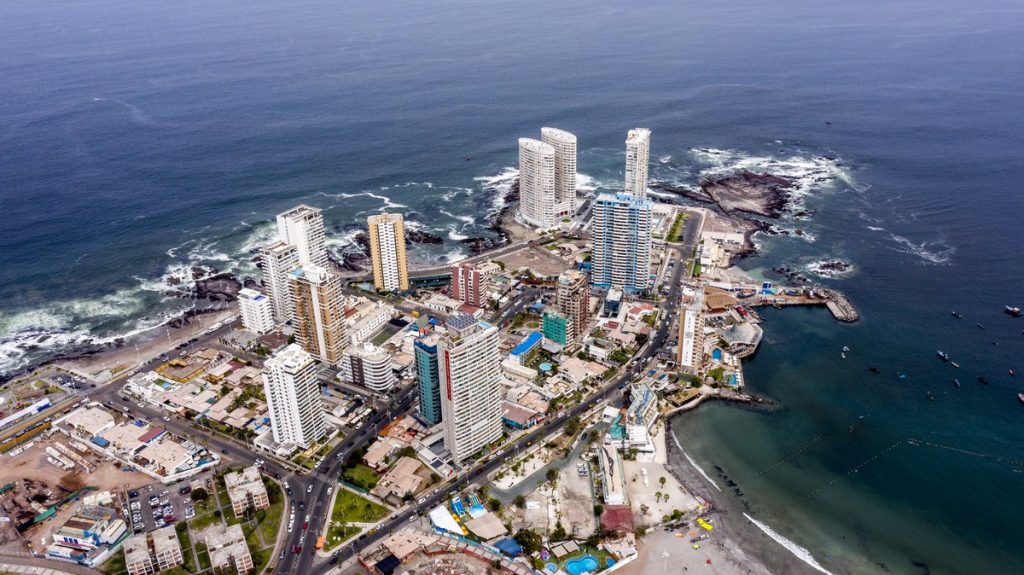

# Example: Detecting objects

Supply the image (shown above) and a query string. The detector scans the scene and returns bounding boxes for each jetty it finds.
[740,286,860,323]
[824,290,860,322]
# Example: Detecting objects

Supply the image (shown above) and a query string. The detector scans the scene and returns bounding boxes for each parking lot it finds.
[125,474,211,533]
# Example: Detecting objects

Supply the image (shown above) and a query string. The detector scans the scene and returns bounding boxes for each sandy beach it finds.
[631,418,823,575]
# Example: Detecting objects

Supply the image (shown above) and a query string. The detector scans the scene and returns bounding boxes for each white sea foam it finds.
[658,155,672,163]
[886,233,955,264]
[474,166,519,218]
[447,227,469,241]
[865,226,885,232]
[320,190,408,210]
[743,513,835,575]
[441,250,467,264]
[805,259,854,279]
[440,209,475,226]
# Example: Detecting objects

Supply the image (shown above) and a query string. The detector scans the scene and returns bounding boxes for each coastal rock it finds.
[406,229,444,245]
[193,273,242,302]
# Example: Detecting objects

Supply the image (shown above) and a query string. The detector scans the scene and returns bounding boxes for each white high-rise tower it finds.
[624,128,651,199]
[259,241,300,324]
[261,344,325,450]
[541,127,577,219]
[439,315,503,462]
[276,205,328,268]
[517,138,557,229]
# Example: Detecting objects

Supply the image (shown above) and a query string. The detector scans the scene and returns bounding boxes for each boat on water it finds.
[869,367,881,374]
[927,392,935,402]
[936,350,950,362]
[1019,393,1024,404]
[951,361,961,368]
[954,378,961,388]
[1005,305,1022,317]
[979,376,990,385]
[841,352,846,359]
[951,311,963,319]
[843,345,850,353]
[897,373,907,381]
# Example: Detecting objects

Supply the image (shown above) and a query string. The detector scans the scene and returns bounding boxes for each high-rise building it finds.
[676,287,706,374]
[339,342,396,392]
[438,315,502,462]
[237,288,275,334]
[261,344,325,450]
[555,269,591,347]
[591,193,652,294]
[276,204,328,268]
[517,138,557,229]
[450,262,483,308]
[367,212,409,292]
[259,241,300,324]
[414,333,442,425]
[541,127,578,219]
[291,266,347,367]
[624,128,651,199]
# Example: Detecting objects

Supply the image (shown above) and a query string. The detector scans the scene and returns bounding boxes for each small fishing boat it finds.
[1019,393,1024,404]
[978,376,990,385]
[953,378,961,388]
[927,392,935,402]
[977,323,985,329]
[936,350,950,362]
[897,373,907,381]
[868,367,881,374]
[950,361,961,368]
[1005,305,1022,317]
[841,352,846,359]
[951,311,963,319]
[843,345,850,353]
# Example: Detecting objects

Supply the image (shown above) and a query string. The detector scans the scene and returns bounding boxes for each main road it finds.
[304,249,690,575]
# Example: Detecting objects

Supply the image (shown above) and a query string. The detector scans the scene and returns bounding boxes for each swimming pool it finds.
[564,555,599,575]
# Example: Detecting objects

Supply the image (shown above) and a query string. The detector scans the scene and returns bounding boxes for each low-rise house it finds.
[371,456,424,502]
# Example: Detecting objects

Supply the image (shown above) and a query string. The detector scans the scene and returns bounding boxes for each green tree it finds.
[550,521,567,541]
[191,488,209,502]
[487,498,502,512]
[513,495,527,509]
[545,468,559,485]
[593,503,604,516]
[564,416,582,437]
[658,476,666,488]
[514,529,543,555]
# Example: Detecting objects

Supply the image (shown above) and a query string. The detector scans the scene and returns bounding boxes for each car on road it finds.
[279,551,285,560]
[162,416,170,422]
[292,545,302,554]
[221,448,229,454]
[306,485,313,494]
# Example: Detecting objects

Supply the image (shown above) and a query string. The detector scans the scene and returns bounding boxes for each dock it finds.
[824,290,860,322]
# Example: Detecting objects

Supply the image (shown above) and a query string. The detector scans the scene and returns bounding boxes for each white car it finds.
[162,416,170,422]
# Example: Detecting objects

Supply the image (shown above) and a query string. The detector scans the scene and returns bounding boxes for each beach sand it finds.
[647,419,822,575]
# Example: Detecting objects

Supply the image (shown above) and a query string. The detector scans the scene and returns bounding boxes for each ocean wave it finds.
[689,147,850,213]
[805,258,854,278]
[447,227,469,241]
[865,226,885,232]
[318,190,409,210]
[886,233,955,264]
[441,250,467,264]
[658,155,672,164]
[439,209,476,226]
[743,513,835,575]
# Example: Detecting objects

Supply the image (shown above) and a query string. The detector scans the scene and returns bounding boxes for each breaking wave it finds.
[886,233,955,264]
[743,514,835,575]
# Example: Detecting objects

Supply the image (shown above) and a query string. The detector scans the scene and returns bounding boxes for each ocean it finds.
[2,0,1023,572]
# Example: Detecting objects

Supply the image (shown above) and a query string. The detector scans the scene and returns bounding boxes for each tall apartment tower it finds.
[261,344,325,449]
[591,193,653,294]
[624,128,651,199]
[237,288,275,334]
[541,127,578,219]
[367,212,409,292]
[259,240,300,324]
[450,262,483,308]
[414,333,442,425]
[517,138,557,229]
[555,269,591,348]
[276,204,328,268]
[438,315,502,461]
[290,266,347,367]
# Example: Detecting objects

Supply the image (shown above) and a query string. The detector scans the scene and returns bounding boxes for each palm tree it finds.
[658,476,666,488]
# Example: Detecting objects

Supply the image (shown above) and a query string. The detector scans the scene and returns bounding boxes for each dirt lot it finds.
[495,245,572,278]
[0,436,152,492]
[554,454,596,538]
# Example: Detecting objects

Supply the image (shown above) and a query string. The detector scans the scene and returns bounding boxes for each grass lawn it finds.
[189,510,222,532]
[342,464,382,489]
[559,547,614,572]
[195,542,211,571]
[325,487,389,548]
[101,551,127,575]
[175,522,196,573]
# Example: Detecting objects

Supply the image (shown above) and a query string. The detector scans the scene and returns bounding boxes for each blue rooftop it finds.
[510,331,542,356]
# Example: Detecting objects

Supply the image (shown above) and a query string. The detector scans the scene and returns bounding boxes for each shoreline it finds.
[661,417,823,575]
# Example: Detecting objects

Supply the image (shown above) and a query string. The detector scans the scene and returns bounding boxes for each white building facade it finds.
[541,127,577,219]
[261,344,325,450]
[517,138,557,229]
[624,128,651,199]
[276,204,328,268]
[339,343,396,392]
[367,212,409,292]
[259,241,300,324]
[237,288,275,334]
[439,317,503,462]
